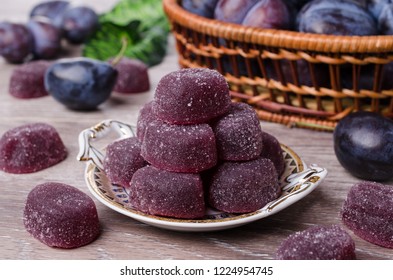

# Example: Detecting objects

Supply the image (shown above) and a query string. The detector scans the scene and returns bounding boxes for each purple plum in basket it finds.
[297,0,378,36]
[333,111,393,181]
[182,0,220,18]
[378,4,393,34]
[242,0,293,30]
[368,0,392,20]
[214,0,260,24]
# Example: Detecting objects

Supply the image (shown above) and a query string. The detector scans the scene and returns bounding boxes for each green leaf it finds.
[82,0,170,67]
[100,0,167,27]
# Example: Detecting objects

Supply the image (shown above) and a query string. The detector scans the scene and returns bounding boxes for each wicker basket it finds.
[163,0,393,130]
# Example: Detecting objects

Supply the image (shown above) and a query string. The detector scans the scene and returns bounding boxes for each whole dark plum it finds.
[27,18,62,59]
[368,0,392,20]
[297,0,378,36]
[378,4,393,34]
[30,0,70,28]
[242,0,293,30]
[0,22,33,63]
[61,6,99,44]
[44,58,118,110]
[334,111,393,181]
[214,0,260,24]
[182,0,220,18]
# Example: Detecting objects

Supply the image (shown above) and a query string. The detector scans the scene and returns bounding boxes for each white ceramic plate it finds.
[78,120,327,232]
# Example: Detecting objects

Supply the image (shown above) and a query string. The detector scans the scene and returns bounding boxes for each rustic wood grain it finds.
[1,0,392,260]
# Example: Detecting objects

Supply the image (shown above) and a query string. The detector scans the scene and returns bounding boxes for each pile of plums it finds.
[0,0,99,63]
[182,0,393,36]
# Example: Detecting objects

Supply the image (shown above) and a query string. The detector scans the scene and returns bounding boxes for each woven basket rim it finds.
[163,0,393,54]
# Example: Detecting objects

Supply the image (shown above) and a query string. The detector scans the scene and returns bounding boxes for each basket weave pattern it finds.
[163,0,393,130]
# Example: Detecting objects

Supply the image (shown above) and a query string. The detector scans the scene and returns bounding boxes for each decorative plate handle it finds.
[77,119,135,170]
[264,164,328,214]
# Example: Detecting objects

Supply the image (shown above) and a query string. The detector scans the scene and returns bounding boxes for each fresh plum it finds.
[27,18,61,59]
[297,0,378,36]
[242,0,293,30]
[368,0,392,20]
[214,0,260,24]
[0,22,33,63]
[61,6,99,44]
[333,111,393,181]
[44,58,118,110]
[29,0,70,28]
[182,0,220,18]
[378,4,393,34]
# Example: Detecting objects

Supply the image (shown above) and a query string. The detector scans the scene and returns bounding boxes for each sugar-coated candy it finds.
[136,101,158,141]
[341,181,393,249]
[212,102,263,161]
[260,131,285,176]
[208,157,280,213]
[109,57,150,94]
[9,60,51,99]
[275,225,356,260]
[23,182,100,248]
[129,166,205,219]
[103,137,146,188]
[141,120,217,173]
[153,68,231,124]
[0,123,67,174]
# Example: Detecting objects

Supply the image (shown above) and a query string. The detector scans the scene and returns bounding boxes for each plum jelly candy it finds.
[276,225,356,260]
[341,181,393,249]
[0,122,67,174]
[9,60,51,98]
[141,120,217,173]
[136,100,158,141]
[213,102,263,161]
[153,68,231,124]
[260,131,285,176]
[208,157,280,213]
[130,165,205,219]
[110,57,150,94]
[23,182,100,249]
[103,136,146,188]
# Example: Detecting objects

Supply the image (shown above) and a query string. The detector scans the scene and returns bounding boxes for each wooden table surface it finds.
[1,0,392,260]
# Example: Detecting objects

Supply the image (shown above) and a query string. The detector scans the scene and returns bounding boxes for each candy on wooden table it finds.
[212,102,263,161]
[153,68,231,124]
[129,165,205,219]
[23,182,100,249]
[208,157,280,213]
[136,100,158,141]
[275,225,356,260]
[341,181,393,249]
[260,130,285,176]
[109,57,150,94]
[0,123,67,174]
[9,60,51,98]
[103,136,146,188]
[141,119,217,173]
